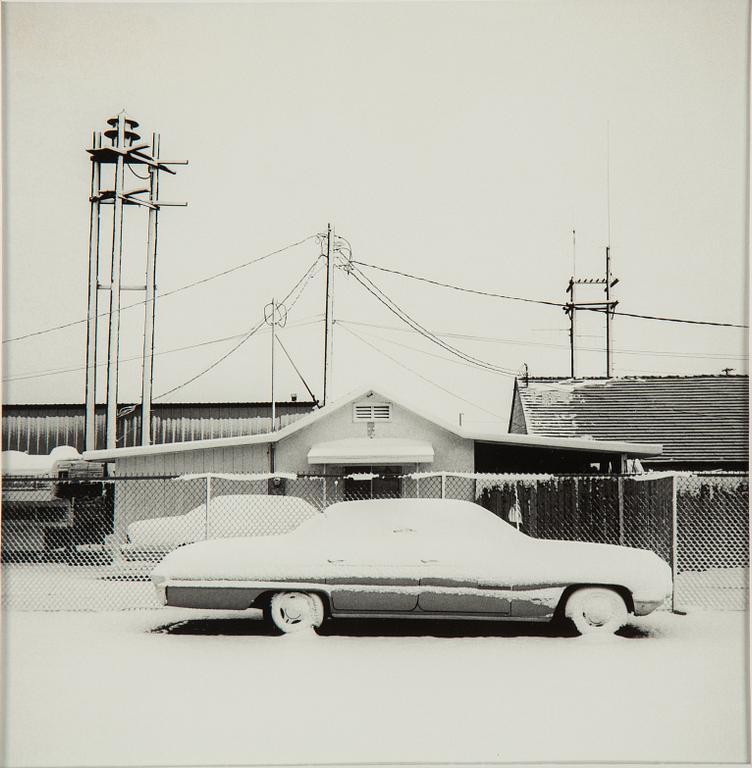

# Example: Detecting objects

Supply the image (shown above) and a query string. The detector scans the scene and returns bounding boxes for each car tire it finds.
[269,591,325,634]
[564,587,629,635]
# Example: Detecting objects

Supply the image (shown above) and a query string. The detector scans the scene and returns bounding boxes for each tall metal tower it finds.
[84,112,186,451]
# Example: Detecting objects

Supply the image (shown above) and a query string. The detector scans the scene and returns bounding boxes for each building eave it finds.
[467,430,662,457]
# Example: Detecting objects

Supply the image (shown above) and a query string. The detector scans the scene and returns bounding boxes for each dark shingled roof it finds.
[514,375,749,464]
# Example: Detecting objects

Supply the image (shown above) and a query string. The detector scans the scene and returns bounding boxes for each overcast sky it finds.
[2,0,748,425]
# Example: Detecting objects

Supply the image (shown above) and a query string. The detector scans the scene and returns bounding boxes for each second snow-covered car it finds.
[124,494,318,561]
[151,498,672,635]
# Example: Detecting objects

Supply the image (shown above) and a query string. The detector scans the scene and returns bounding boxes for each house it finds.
[81,384,661,538]
[84,384,661,477]
[509,375,749,471]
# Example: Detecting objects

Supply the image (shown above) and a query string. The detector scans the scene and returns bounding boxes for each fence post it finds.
[617,475,625,545]
[205,475,212,540]
[671,473,678,612]
[322,476,327,510]
[441,472,446,499]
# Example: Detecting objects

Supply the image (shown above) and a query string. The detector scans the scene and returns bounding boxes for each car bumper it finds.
[633,598,666,616]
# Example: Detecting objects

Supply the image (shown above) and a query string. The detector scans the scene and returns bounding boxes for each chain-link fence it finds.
[675,473,749,610]
[2,471,747,612]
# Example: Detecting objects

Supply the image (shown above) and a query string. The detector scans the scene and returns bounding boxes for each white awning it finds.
[307,438,434,465]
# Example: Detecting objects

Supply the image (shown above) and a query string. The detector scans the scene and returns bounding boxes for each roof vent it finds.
[353,401,392,422]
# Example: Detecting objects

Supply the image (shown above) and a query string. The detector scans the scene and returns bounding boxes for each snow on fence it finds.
[1,471,747,612]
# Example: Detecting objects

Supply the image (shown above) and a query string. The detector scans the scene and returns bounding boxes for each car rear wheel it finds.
[269,591,325,634]
[564,587,628,635]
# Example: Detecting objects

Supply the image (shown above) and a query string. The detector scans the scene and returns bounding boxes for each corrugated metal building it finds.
[1,402,317,455]
[509,375,749,470]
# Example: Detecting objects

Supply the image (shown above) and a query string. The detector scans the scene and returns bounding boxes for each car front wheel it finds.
[564,587,629,635]
[269,591,325,634]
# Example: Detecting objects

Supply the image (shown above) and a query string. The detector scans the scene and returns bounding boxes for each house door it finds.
[343,465,401,500]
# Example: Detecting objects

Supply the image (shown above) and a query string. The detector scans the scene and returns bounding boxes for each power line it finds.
[337,318,749,362]
[153,256,323,400]
[275,333,319,404]
[597,309,747,328]
[2,316,325,385]
[344,264,518,377]
[351,260,563,307]
[339,323,506,420]
[347,268,515,376]
[351,260,748,329]
[2,233,320,344]
[338,321,521,373]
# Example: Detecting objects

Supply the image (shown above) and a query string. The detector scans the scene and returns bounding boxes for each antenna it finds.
[606,120,612,247]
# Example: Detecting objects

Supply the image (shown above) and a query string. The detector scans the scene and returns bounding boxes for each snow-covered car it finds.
[151,498,673,635]
[123,494,318,561]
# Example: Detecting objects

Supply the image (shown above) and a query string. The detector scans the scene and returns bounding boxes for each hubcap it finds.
[582,595,614,626]
[278,594,309,625]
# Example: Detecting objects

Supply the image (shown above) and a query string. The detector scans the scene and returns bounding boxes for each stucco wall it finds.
[274,398,474,474]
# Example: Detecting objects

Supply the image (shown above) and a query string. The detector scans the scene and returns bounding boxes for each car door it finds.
[419,519,566,619]
[415,518,520,616]
[326,526,424,613]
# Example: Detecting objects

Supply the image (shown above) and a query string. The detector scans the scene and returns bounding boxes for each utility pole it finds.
[323,222,335,405]
[84,131,102,451]
[265,298,287,431]
[563,242,618,379]
[104,112,128,450]
[140,132,160,446]
[566,229,577,378]
[605,245,613,378]
[271,297,277,430]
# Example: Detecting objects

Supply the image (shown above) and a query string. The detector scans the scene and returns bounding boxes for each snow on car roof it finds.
[315,498,511,537]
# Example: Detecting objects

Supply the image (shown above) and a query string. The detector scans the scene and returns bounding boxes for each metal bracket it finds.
[98,283,150,291]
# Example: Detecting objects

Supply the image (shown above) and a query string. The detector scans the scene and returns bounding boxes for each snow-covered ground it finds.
[2,608,748,766]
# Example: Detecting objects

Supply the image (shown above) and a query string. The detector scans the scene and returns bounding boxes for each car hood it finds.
[513,537,672,594]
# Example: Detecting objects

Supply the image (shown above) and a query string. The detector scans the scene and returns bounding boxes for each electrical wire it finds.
[338,321,520,373]
[2,234,320,344]
[344,264,518,377]
[348,265,519,376]
[347,269,511,375]
[126,163,151,181]
[274,333,319,404]
[153,256,323,400]
[351,260,748,329]
[2,316,325,384]
[592,308,748,328]
[339,323,506,419]
[337,318,749,362]
[351,260,564,307]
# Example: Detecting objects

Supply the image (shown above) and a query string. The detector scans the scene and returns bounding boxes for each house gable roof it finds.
[83,382,661,462]
[515,375,749,464]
